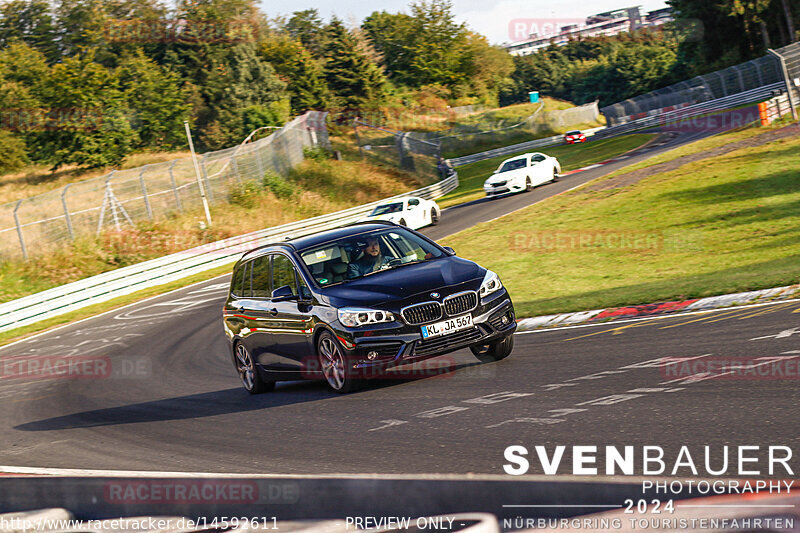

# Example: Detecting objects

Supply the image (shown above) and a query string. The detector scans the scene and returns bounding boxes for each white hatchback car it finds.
[484,152,561,197]
[362,196,441,230]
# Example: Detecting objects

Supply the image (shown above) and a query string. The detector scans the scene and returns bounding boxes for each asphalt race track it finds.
[5,129,797,476]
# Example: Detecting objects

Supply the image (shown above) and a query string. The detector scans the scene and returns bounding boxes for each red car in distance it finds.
[564,130,587,144]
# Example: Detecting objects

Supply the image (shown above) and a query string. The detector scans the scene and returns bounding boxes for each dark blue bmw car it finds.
[223,221,516,393]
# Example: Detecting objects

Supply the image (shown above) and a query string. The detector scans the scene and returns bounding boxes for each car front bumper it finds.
[338,291,516,376]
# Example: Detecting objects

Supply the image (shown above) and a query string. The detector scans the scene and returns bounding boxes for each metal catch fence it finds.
[353,121,443,183]
[353,101,601,167]
[601,55,784,125]
[406,101,600,155]
[770,42,800,120]
[0,111,329,261]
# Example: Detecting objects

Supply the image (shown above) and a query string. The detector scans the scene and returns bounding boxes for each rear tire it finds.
[398,218,406,226]
[317,331,361,393]
[430,209,439,225]
[470,335,514,363]
[234,342,275,394]
[551,168,558,183]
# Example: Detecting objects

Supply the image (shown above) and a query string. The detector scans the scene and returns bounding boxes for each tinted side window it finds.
[231,264,244,296]
[408,198,419,206]
[239,261,252,297]
[273,254,298,296]
[251,255,271,297]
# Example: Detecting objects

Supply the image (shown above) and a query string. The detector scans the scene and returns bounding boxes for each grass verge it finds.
[437,133,655,208]
[441,126,800,317]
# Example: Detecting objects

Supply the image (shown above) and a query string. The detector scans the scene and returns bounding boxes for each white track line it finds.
[0,275,230,354]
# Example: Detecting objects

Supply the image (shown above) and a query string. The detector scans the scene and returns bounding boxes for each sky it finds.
[262,0,670,45]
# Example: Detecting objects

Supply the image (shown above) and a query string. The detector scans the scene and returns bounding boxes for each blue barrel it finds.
[528,91,540,103]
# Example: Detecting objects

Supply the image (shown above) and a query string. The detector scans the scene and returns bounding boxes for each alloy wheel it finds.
[319,337,346,390]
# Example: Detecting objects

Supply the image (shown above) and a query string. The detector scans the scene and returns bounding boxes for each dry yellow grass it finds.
[0,151,193,205]
[0,156,422,302]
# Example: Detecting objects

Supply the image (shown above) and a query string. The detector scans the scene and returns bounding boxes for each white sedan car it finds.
[362,196,441,230]
[483,152,561,197]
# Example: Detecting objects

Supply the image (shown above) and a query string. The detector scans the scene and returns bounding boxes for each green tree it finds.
[198,44,287,149]
[55,0,110,58]
[667,0,783,73]
[286,9,327,57]
[259,34,329,114]
[0,0,60,62]
[117,51,191,148]
[362,10,416,82]
[323,18,386,109]
[34,53,138,168]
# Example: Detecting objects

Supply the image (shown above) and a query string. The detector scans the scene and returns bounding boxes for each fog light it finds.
[367,351,378,360]
[501,315,509,325]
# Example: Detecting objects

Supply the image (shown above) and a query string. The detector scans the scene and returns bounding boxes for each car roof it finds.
[500,153,532,163]
[237,223,396,263]
[284,222,398,251]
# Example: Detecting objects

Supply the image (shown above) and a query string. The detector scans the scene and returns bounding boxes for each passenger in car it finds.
[347,237,391,279]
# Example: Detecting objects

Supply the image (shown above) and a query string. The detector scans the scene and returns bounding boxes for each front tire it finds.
[551,168,558,183]
[234,343,275,394]
[524,177,532,192]
[398,218,406,226]
[430,209,439,225]
[470,335,514,363]
[317,331,361,393]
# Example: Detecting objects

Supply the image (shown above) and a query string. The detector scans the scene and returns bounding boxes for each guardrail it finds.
[449,82,784,169]
[0,174,458,334]
[596,82,785,138]
[448,126,605,167]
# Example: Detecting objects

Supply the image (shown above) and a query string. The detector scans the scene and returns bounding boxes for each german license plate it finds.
[420,314,473,339]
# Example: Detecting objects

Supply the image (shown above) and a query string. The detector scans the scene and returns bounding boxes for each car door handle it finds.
[269,308,278,316]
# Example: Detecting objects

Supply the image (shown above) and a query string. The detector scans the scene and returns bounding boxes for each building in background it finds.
[505,6,673,56]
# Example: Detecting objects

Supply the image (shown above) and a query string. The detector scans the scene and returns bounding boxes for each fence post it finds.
[353,119,364,157]
[168,160,182,213]
[200,154,215,203]
[230,152,241,185]
[13,199,27,260]
[732,65,746,93]
[61,184,74,240]
[254,139,265,179]
[139,165,153,220]
[713,72,727,97]
[754,59,765,86]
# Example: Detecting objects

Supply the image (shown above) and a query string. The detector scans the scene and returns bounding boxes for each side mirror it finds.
[443,246,456,255]
[271,285,298,302]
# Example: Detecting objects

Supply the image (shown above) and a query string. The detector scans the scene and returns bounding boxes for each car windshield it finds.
[370,202,404,216]
[498,158,527,173]
[566,130,581,135]
[299,228,445,286]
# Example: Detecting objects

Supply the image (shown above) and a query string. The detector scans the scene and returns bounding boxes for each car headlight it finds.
[478,270,503,298]
[338,307,396,328]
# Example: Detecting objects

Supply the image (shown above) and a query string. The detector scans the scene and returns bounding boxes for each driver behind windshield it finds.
[347,237,391,279]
